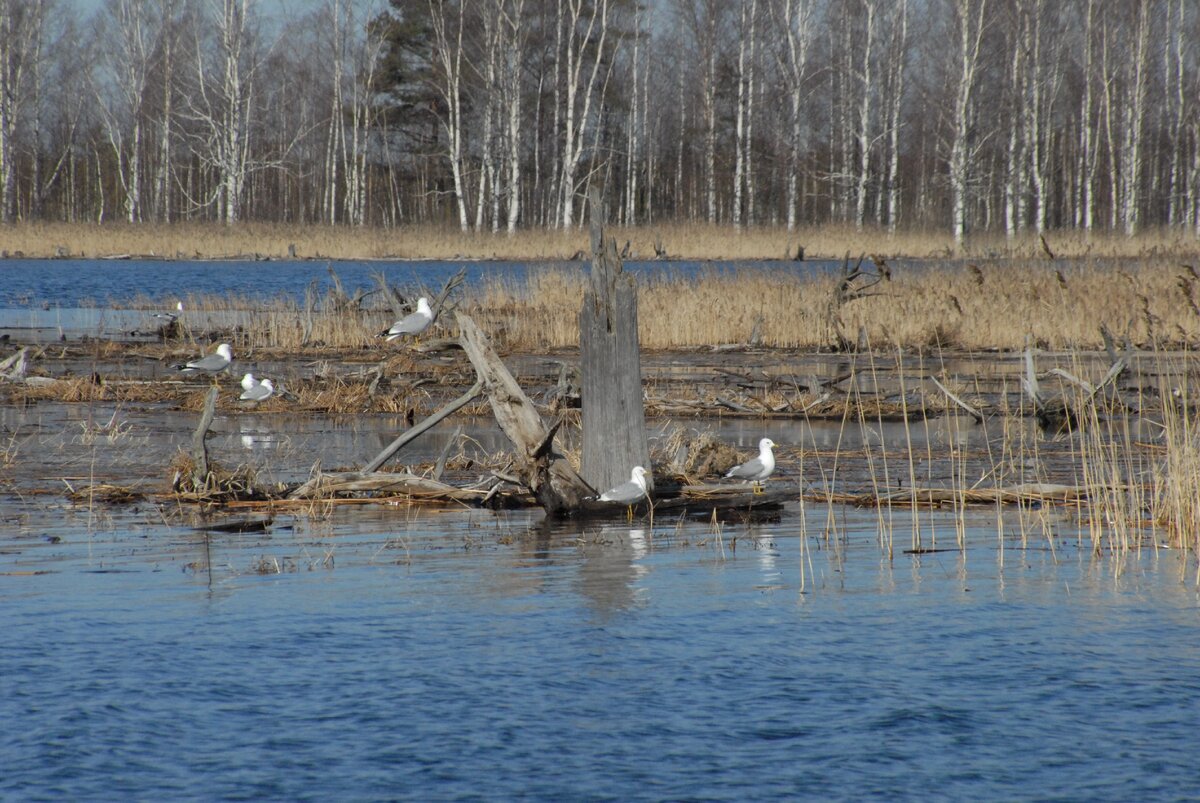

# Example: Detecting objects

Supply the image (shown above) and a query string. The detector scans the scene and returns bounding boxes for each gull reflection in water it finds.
[576,525,652,616]
[755,533,784,591]
[238,421,282,451]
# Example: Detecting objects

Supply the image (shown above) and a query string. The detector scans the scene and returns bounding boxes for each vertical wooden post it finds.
[191,386,219,491]
[580,186,652,494]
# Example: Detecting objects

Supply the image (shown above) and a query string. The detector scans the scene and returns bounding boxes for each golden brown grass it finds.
[4,220,1200,261]
[119,253,1200,353]
[476,257,1200,352]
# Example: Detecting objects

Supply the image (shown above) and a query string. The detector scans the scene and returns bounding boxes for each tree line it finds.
[0,0,1196,245]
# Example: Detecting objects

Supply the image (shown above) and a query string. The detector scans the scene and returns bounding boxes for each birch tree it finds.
[556,0,612,229]
[184,0,258,223]
[94,0,168,222]
[947,0,988,247]
[882,0,907,232]
[499,0,526,233]
[673,0,723,224]
[426,0,469,230]
[731,0,758,230]
[771,0,814,231]
[1117,0,1151,235]
[0,0,48,222]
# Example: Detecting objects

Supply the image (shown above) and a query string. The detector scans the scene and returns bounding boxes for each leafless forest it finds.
[0,0,1196,245]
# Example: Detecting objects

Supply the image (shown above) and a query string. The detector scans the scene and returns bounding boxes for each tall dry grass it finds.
[478,257,1200,352]
[4,220,1200,261]
[135,255,1200,353]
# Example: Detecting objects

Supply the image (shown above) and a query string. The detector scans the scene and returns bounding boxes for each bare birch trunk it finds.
[853,0,876,230]
[558,0,610,229]
[884,0,907,233]
[949,0,987,248]
[1119,0,1150,236]
[775,0,812,232]
[427,0,469,231]
[732,0,747,230]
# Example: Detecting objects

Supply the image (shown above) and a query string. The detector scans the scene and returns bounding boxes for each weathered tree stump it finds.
[191,386,219,490]
[457,311,593,517]
[580,187,652,495]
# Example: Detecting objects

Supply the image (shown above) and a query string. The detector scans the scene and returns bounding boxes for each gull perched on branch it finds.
[382,297,434,342]
[174,343,232,374]
[595,466,651,518]
[724,437,777,493]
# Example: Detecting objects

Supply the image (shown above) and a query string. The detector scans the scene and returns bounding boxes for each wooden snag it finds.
[580,186,652,496]
[191,386,219,491]
[456,311,593,517]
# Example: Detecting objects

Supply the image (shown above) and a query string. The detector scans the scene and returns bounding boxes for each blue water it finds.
[0,257,842,308]
[3,503,1198,800]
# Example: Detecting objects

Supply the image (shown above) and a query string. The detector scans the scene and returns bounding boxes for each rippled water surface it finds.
[4,500,1199,801]
[2,258,1198,798]
[0,257,849,309]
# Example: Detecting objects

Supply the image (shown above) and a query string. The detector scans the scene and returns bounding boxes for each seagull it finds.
[382,297,434,341]
[724,437,777,494]
[240,372,257,392]
[153,301,184,323]
[240,377,274,402]
[174,343,233,374]
[596,465,651,518]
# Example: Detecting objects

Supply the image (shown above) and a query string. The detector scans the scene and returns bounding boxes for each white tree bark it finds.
[184,0,256,223]
[501,0,526,233]
[1076,0,1096,232]
[948,0,988,248]
[853,0,876,230]
[732,0,749,230]
[427,0,469,231]
[883,0,907,234]
[0,0,48,222]
[772,0,813,232]
[1118,0,1150,236]
[557,0,611,229]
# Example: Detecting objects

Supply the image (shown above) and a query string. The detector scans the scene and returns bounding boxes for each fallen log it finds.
[823,482,1116,509]
[289,470,489,502]
[573,487,794,519]
[457,311,594,516]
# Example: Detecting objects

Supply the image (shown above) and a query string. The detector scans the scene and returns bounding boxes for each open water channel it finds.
[2,260,1199,799]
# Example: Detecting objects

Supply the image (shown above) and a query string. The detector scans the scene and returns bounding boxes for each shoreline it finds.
[3,221,1200,262]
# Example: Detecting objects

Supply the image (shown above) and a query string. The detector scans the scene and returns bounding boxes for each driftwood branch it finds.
[289,471,488,501]
[929,375,985,423]
[457,311,593,515]
[0,347,30,381]
[361,379,482,473]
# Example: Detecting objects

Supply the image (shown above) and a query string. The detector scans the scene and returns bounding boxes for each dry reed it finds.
[4,220,1200,261]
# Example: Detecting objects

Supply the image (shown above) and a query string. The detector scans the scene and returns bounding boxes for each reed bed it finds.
[5,220,1200,261]
[475,257,1200,352]
[120,253,1200,353]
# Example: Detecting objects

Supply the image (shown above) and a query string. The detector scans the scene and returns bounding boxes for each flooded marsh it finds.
[3,258,1200,799]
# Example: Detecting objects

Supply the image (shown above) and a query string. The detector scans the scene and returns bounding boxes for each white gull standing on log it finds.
[382,297,434,341]
[597,465,650,505]
[175,343,232,374]
[724,437,777,493]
